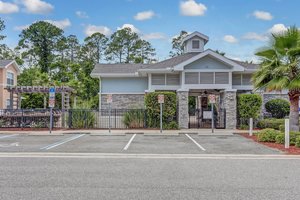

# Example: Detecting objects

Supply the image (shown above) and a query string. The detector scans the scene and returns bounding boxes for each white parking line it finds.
[123,134,136,151]
[185,134,206,151]
[40,134,85,150]
[0,134,18,139]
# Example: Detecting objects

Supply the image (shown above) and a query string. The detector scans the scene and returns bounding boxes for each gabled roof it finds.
[229,59,259,71]
[0,60,20,74]
[181,31,209,45]
[91,63,149,77]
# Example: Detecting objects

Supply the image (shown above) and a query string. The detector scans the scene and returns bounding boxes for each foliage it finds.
[257,128,281,142]
[257,118,285,130]
[83,32,108,64]
[17,21,64,73]
[238,94,262,120]
[239,124,249,130]
[275,132,300,145]
[188,96,196,111]
[169,30,188,57]
[279,124,285,132]
[253,26,300,131]
[123,109,144,128]
[265,98,290,118]
[296,137,300,148]
[69,103,96,129]
[145,92,177,128]
[163,121,179,130]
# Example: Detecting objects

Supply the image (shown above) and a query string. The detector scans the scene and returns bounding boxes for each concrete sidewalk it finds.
[0,129,240,136]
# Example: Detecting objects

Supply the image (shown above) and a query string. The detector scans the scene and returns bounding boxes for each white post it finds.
[211,104,214,133]
[285,119,289,149]
[160,103,163,133]
[249,118,253,136]
[109,103,111,133]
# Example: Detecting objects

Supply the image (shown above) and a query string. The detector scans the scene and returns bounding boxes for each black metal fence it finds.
[0,109,148,129]
[188,108,226,129]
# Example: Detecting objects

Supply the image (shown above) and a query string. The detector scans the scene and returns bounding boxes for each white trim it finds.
[138,68,173,73]
[148,74,152,90]
[173,49,245,72]
[184,69,232,72]
[181,31,209,45]
[101,92,145,95]
[181,84,231,90]
[2,61,20,75]
[91,73,141,78]
[150,85,180,91]
[233,85,253,90]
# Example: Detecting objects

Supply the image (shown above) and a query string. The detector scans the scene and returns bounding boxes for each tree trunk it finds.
[289,92,299,131]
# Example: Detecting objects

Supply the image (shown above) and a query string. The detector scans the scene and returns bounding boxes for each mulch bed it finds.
[238,133,300,155]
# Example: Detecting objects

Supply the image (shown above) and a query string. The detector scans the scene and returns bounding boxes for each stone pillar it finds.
[224,90,237,129]
[177,91,189,129]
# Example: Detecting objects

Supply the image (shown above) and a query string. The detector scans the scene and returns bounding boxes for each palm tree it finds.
[253,26,300,131]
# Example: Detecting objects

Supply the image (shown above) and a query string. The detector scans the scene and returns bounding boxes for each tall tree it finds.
[66,35,80,62]
[135,40,156,64]
[83,33,108,64]
[105,27,141,63]
[253,26,300,131]
[169,30,188,57]
[0,18,5,41]
[17,21,64,73]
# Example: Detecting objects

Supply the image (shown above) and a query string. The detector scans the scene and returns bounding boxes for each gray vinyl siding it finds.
[101,77,147,93]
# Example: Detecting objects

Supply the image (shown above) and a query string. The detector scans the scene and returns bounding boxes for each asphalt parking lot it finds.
[0,133,282,154]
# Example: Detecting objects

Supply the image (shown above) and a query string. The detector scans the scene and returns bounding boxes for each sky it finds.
[0,0,299,62]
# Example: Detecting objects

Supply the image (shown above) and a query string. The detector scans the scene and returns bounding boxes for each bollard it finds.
[285,119,289,149]
[249,118,253,136]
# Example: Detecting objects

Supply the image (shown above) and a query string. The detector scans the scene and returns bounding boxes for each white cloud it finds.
[223,35,238,43]
[118,24,140,33]
[142,32,166,40]
[76,11,89,19]
[134,10,155,21]
[180,0,207,16]
[268,24,288,34]
[85,25,112,36]
[14,24,29,31]
[21,0,53,14]
[0,1,19,14]
[44,19,71,30]
[253,10,273,21]
[242,32,269,42]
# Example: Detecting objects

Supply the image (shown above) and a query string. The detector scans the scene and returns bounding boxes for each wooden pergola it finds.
[6,86,74,110]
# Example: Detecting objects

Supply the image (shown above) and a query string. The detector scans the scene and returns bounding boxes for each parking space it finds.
[0,133,282,154]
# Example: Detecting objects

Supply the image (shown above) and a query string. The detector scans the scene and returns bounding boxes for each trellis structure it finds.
[6,86,74,110]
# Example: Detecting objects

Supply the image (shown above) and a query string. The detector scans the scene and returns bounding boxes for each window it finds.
[242,74,252,85]
[6,99,11,109]
[200,72,214,84]
[166,74,180,85]
[152,74,165,85]
[185,72,199,84]
[192,40,200,49]
[7,72,14,86]
[215,72,229,84]
[233,74,242,85]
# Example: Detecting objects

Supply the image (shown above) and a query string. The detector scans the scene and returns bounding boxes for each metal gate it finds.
[188,108,226,129]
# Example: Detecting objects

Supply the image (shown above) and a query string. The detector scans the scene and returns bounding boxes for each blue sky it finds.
[0,0,299,62]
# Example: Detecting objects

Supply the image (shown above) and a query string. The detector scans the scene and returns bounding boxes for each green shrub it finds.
[123,109,144,128]
[257,118,284,130]
[275,132,300,145]
[239,124,249,130]
[238,94,262,126]
[296,137,300,148]
[265,99,290,119]
[70,110,96,128]
[279,124,285,132]
[163,121,179,130]
[257,128,281,142]
[145,92,177,128]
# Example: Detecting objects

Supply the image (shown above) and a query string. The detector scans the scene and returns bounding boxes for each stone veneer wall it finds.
[262,93,289,116]
[224,91,237,129]
[177,91,189,129]
[101,94,144,109]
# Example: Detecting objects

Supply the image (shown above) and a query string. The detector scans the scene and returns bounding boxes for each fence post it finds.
[21,109,24,130]
[285,118,290,149]
[249,118,253,136]
[68,110,72,128]
[115,109,117,129]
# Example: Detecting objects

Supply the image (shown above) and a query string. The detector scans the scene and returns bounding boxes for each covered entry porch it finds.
[177,89,237,129]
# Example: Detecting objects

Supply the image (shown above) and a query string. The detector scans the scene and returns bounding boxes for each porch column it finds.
[177,90,189,129]
[224,90,237,129]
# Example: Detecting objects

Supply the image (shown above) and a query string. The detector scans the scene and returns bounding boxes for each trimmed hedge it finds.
[296,137,300,148]
[145,92,177,128]
[238,94,262,126]
[265,98,290,119]
[257,118,284,130]
[257,128,281,142]
[275,132,300,145]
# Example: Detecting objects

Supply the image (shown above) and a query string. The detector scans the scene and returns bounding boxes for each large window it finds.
[152,74,180,85]
[152,74,165,85]
[6,99,11,109]
[192,40,200,49]
[215,72,229,84]
[185,72,229,84]
[232,73,252,85]
[200,72,214,84]
[6,72,14,86]
[185,72,199,84]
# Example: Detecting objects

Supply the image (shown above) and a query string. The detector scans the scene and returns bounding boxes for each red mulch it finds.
[238,133,300,155]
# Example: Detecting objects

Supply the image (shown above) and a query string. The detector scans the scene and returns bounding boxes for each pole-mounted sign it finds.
[107,94,112,133]
[49,87,56,134]
[208,94,216,133]
[158,94,164,133]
